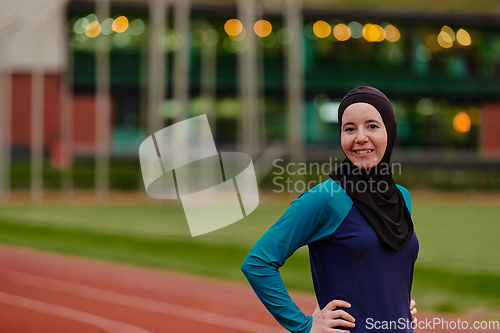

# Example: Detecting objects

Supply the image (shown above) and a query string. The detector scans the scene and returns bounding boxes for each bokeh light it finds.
[417,98,434,116]
[229,27,246,41]
[441,26,455,41]
[129,19,145,36]
[333,24,351,41]
[276,28,294,45]
[313,20,331,38]
[86,14,98,23]
[453,112,471,132]
[347,21,363,39]
[438,31,453,48]
[364,24,385,42]
[85,21,101,38]
[202,29,219,46]
[101,18,114,35]
[384,25,400,42]
[224,19,243,37]
[416,45,431,62]
[456,28,471,46]
[363,23,373,41]
[112,16,129,33]
[163,30,184,51]
[254,20,272,37]
[73,17,89,34]
[371,24,385,42]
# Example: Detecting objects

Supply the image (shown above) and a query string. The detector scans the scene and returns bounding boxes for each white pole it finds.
[30,7,56,204]
[148,0,167,135]
[238,0,259,158]
[256,4,266,156]
[200,21,216,135]
[95,0,110,203]
[285,0,305,182]
[172,0,191,123]
[170,0,191,189]
[31,18,46,205]
[0,30,13,204]
[0,14,19,204]
[199,20,217,188]
[61,38,74,200]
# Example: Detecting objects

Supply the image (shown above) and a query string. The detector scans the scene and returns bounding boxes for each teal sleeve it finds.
[241,180,351,333]
[396,184,412,215]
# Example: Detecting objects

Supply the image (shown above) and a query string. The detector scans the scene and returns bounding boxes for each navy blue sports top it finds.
[241,178,419,333]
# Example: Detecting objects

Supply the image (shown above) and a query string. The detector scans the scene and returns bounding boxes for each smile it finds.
[354,149,374,154]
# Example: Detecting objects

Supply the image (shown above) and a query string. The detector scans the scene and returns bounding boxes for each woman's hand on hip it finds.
[410,299,417,323]
[311,299,355,333]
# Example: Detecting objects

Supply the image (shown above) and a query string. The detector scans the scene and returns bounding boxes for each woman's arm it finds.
[241,186,349,333]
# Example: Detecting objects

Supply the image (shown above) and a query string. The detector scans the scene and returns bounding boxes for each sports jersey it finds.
[241,178,418,333]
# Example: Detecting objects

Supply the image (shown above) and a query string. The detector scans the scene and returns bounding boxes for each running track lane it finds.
[0,246,307,333]
[0,246,496,333]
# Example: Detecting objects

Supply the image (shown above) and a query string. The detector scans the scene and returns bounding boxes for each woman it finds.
[241,86,419,333]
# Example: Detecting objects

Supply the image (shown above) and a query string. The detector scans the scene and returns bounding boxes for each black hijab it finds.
[329,86,414,251]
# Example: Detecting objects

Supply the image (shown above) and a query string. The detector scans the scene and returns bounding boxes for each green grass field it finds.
[0,191,499,319]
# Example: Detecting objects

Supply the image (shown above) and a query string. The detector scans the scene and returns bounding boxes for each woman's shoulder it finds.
[395,184,412,213]
[395,184,411,200]
[396,184,410,195]
[294,179,353,215]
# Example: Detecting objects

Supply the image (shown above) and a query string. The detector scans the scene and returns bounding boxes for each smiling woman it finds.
[241,86,418,333]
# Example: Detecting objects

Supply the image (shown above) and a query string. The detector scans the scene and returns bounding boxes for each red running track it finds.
[0,246,309,333]
[0,246,496,333]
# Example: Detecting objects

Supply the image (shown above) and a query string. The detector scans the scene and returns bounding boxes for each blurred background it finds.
[0,0,500,328]
[1,0,500,197]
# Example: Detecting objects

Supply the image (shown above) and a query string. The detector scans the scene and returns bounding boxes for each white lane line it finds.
[3,270,285,333]
[0,291,154,333]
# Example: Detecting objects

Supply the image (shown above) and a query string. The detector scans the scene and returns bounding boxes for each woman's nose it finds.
[356,129,369,144]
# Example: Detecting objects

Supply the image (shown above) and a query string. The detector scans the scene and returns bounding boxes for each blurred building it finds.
[2,0,500,162]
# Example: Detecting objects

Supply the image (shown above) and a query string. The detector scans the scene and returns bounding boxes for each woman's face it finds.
[341,102,388,169]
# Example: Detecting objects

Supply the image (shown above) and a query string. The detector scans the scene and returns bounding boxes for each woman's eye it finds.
[369,124,378,129]
[345,127,354,132]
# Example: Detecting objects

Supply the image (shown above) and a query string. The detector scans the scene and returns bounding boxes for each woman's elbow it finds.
[241,253,263,278]
[241,255,252,276]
